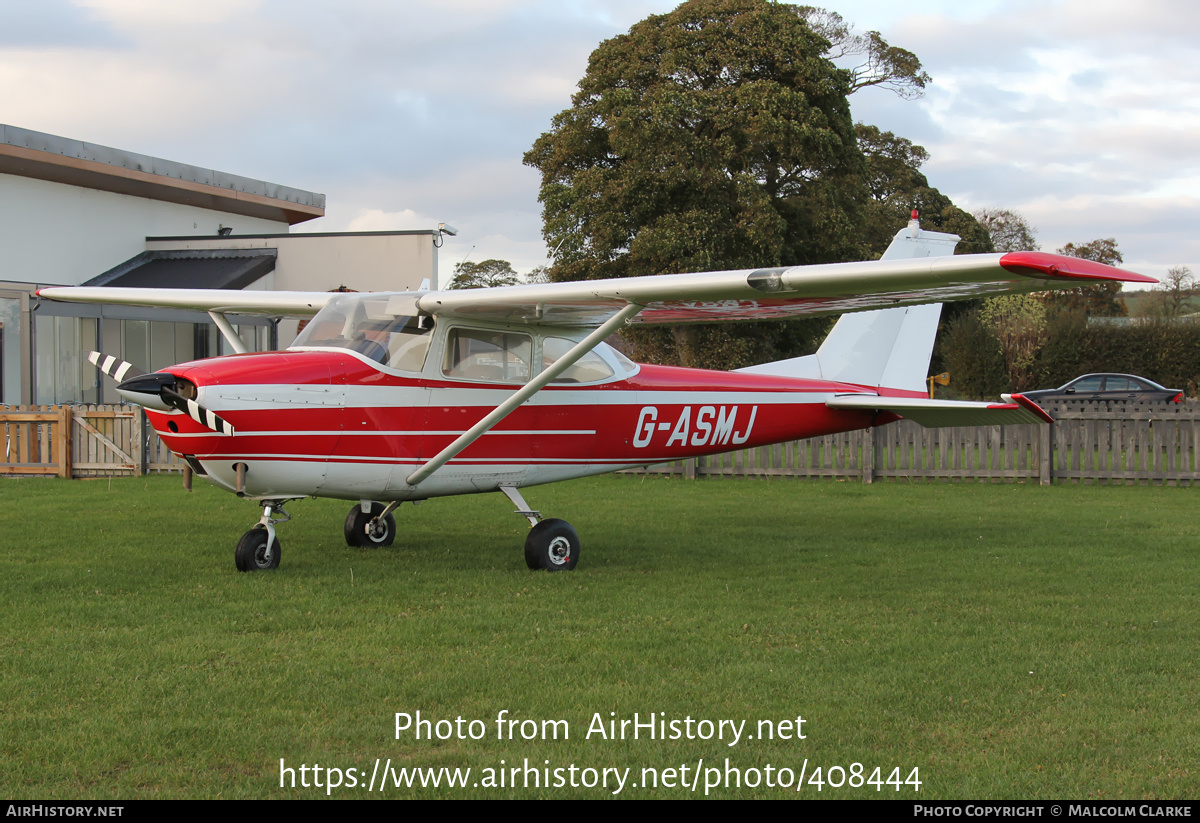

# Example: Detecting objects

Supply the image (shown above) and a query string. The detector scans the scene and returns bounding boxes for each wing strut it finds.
[405,302,643,487]
[208,311,249,354]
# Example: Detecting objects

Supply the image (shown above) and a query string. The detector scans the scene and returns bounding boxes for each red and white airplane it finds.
[40,219,1155,572]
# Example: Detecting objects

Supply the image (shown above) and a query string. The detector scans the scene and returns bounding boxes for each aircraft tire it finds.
[524,519,579,571]
[344,503,396,548]
[235,526,281,572]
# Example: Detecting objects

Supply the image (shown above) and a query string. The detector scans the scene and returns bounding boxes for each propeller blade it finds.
[161,386,236,436]
[88,351,145,382]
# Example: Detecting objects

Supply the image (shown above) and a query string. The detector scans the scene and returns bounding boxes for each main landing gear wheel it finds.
[235,526,280,572]
[344,502,396,548]
[524,519,580,571]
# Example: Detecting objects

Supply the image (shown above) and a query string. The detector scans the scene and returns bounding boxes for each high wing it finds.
[38,250,1156,327]
[34,288,334,317]
[415,251,1155,326]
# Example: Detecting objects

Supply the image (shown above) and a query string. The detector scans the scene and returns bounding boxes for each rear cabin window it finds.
[443,329,532,383]
[542,337,616,383]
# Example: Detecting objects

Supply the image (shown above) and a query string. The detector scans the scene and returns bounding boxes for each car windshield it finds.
[290,293,433,372]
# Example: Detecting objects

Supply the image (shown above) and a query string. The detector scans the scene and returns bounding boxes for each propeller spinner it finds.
[89,351,236,436]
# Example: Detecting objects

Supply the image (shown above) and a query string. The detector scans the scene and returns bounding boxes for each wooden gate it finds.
[1,405,148,477]
[68,405,143,477]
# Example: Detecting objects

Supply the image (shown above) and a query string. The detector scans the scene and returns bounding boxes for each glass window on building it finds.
[35,316,99,405]
[0,297,21,405]
[38,315,272,405]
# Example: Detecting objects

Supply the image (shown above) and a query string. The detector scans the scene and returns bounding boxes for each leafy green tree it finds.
[979,295,1047,391]
[524,1,967,369]
[447,259,521,290]
[940,311,1007,399]
[524,0,879,368]
[524,0,869,286]
[857,124,928,201]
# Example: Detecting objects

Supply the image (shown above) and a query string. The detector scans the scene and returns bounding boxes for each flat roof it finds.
[147,230,438,240]
[0,124,325,225]
[84,249,278,290]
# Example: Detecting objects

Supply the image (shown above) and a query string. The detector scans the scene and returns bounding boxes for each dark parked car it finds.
[1022,373,1183,403]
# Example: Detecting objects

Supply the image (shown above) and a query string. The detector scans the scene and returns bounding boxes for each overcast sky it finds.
[2,0,1196,286]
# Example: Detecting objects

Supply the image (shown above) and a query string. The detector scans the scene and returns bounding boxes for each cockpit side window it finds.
[443,329,532,383]
[378,316,434,371]
[289,294,433,373]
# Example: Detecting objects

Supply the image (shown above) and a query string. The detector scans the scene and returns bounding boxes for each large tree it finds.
[524,1,963,368]
[524,0,869,285]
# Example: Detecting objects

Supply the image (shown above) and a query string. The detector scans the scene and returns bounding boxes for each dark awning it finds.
[84,249,277,289]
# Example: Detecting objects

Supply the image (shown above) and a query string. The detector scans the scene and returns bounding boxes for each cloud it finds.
[856,0,1200,272]
[334,208,437,233]
[0,0,130,48]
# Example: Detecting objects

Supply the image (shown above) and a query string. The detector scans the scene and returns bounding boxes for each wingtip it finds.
[1000,251,1158,284]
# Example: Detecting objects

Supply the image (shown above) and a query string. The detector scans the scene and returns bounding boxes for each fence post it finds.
[862,427,875,484]
[131,407,145,477]
[56,405,73,479]
[1039,418,1052,486]
[684,457,696,480]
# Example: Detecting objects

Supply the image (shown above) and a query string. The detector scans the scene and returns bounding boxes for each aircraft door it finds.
[307,354,351,496]
[381,381,434,496]
[316,354,431,499]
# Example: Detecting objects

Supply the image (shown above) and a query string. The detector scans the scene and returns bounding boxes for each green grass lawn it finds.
[2,474,1196,799]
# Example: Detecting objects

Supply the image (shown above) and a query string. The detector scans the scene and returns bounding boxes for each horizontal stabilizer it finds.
[827,393,1052,428]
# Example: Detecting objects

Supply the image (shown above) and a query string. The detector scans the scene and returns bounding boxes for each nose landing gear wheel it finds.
[344,503,396,547]
[524,519,580,571]
[235,526,280,571]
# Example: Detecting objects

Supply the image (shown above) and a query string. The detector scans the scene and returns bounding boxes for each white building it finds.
[0,125,447,405]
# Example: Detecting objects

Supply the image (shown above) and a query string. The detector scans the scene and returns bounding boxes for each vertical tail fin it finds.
[736,216,959,393]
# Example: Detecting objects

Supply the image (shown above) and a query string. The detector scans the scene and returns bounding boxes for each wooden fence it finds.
[635,400,1200,485]
[2,400,1197,485]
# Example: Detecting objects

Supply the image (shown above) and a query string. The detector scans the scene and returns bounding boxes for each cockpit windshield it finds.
[290,293,433,372]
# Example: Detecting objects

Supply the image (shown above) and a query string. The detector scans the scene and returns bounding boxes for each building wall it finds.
[144,232,438,292]
[0,173,289,286]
